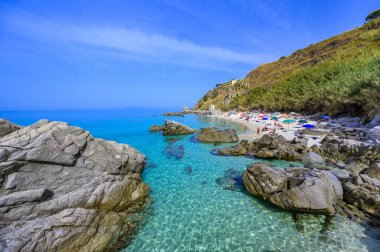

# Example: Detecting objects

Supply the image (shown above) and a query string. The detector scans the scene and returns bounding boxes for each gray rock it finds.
[0,119,21,138]
[330,168,350,181]
[368,114,380,128]
[197,127,239,143]
[335,117,363,128]
[162,120,197,136]
[0,119,150,251]
[243,163,343,215]
[343,174,380,218]
[302,151,324,165]
[366,126,380,144]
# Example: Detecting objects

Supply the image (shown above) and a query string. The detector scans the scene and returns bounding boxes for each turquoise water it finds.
[1,110,379,252]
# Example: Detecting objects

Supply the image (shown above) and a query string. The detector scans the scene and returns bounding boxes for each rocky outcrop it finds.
[0,119,150,252]
[163,112,184,117]
[243,163,343,215]
[0,119,21,138]
[215,134,307,161]
[197,127,239,143]
[162,120,197,136]
[149,125,163,132]
[214,140,253,156]
[335,117,363,128]
[343,175,380,218]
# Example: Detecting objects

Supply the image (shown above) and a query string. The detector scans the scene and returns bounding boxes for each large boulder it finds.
[197,127,239,143]
[0,120,150,251]
[243,163,343,215]
[301,151,324,165]
[343,175,380,218]
[162,120,197,136]
[252,134,307,161]
[0,119,21,138]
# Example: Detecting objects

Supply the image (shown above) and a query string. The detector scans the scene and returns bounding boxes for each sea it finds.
[1,109,379,252]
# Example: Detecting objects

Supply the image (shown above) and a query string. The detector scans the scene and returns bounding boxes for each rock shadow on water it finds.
[162,144,185,160]
[165,137,183,145]
[145,161,157,170]
[215,168,244,192]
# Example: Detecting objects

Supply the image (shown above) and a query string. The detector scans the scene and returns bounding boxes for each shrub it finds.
[366,9,380,23]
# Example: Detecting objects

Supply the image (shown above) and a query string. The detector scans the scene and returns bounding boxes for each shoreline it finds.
[203,112,329,147]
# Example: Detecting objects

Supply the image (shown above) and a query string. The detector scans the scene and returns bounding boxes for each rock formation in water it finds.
[243,163,343,215]
[149,125,163,132]
[197,127,239,143]
[0,119,150,251]
[215,134,307,161]
[162,120,197,136]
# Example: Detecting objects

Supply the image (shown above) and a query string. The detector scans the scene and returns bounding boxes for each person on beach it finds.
[257,127,260,136]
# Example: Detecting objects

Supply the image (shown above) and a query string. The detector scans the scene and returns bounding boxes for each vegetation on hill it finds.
[195,13,380,120]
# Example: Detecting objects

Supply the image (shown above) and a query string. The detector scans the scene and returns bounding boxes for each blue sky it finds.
[0,0,378,110]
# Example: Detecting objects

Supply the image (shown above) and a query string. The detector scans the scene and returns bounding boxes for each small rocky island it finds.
[0,119,150,251]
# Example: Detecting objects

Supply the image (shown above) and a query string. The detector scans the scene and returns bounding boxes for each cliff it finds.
[195,17,380,119]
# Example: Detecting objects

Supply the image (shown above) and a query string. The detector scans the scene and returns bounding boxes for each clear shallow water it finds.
[1,110,379,252]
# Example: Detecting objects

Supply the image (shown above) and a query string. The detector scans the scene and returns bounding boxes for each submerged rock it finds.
[166,137,182,144]
[162,144,185,160]
[184,166,193,175]
[162,120,197,136]
[0,119,150,251]
[215,168,243,191]
[197,127,239,143]
[243,163,343,215]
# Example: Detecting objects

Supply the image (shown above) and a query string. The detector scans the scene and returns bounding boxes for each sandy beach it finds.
[207,112,330,148]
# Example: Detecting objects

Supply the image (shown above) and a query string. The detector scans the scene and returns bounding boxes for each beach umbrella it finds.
[282,119,295,123]
[282,119,295,129]
[263,117,268,120]
[271,116,279,121]
[298,119,308,123]
[302,124,315,130]
[321,115,330,120]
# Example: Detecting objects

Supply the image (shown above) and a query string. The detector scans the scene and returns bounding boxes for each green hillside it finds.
[195,15,380,120]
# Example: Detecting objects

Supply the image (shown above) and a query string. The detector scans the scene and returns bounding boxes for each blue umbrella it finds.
[302,124,315,129]
[263,117,268,120]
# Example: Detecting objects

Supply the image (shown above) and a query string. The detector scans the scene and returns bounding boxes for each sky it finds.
[0,0,378,111]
